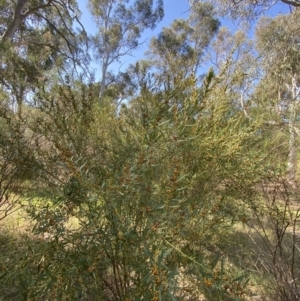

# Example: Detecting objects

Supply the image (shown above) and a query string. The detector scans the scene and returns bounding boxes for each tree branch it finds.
[34,12,76,58]
[23,1,54,18]
[17,41,81,65]
[281,0,300,6]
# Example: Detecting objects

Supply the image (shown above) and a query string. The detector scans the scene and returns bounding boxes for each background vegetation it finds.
[0,0,300,300]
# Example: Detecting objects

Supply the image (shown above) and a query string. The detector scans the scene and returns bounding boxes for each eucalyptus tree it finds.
[0,0,88,219]
[255,11,300,181]
[146,2,219,90]
[194,0,299,19]
[206,27,259,118]
[0,0,84,43]
[0,0,88,114]
[88,0,164,101]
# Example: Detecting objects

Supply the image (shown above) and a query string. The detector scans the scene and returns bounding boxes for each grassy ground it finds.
[0,205,73,300]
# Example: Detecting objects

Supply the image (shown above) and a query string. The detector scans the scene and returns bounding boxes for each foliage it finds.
[194,0,300,20]
[0,67,281,300]
[0,0,88,114]
[88,0,164,99]
[0,1,300,301]
[147,2,219,88]
[254,10,300,181]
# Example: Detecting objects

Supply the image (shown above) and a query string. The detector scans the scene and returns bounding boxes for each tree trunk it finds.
[99,60,108,101]
[1,17,23,42]
[287,74,299,182]
[287,108,297,182]
[1,0,29,42]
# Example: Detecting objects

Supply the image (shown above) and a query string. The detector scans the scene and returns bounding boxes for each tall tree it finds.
[193,0,298,19]
[255,11,300,181]
[206,27,259,118]
[88,0,164,100]
[0,0,88,114]
[0,0,83,44]
[146,2,219,90]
